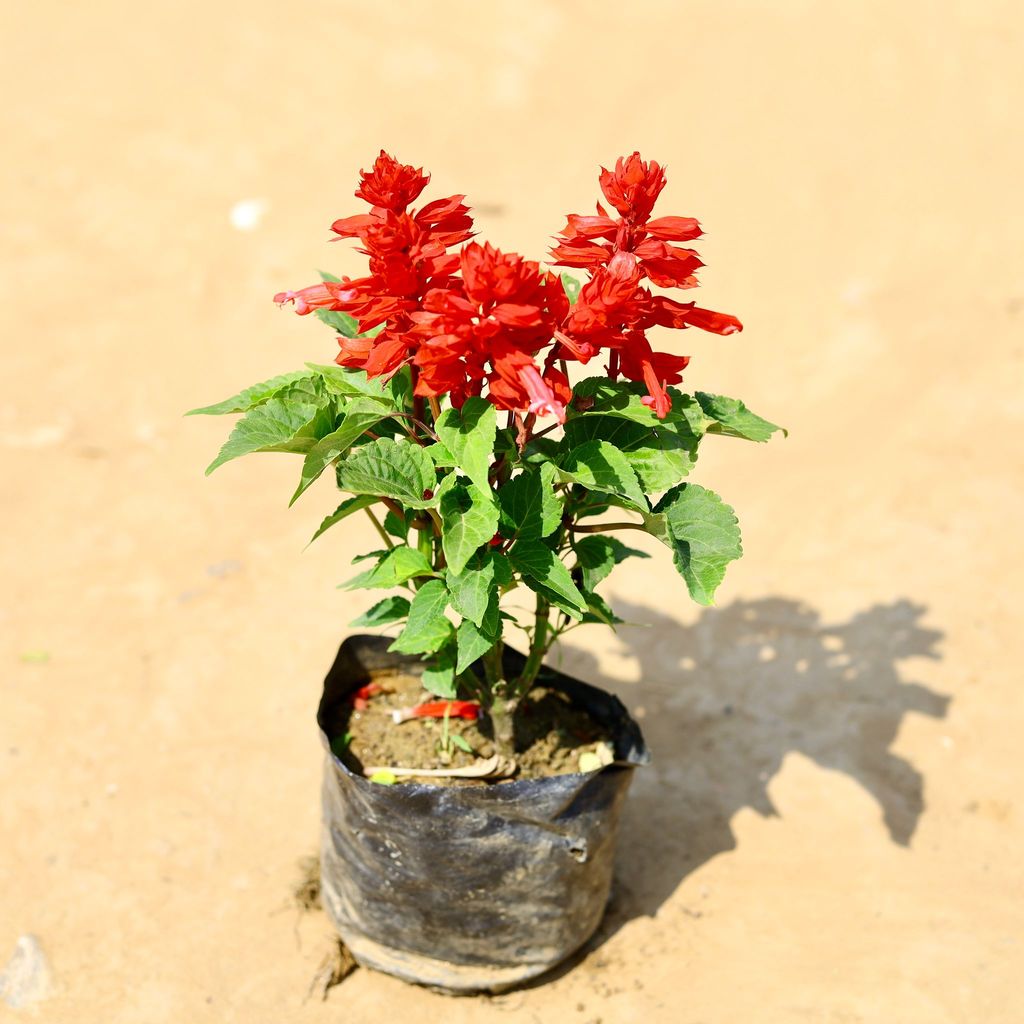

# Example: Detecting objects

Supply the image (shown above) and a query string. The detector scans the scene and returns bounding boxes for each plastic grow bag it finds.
[316,634,649,993]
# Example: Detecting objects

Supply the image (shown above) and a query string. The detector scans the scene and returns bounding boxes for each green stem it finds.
[570,521,647,534]
[513,594,550,702]
[363,507,394,549]
[481,641,516,759]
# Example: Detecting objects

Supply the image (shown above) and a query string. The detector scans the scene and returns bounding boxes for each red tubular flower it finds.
[275,152,474,385]
[550,152,743,417]
[413,242,568,417]
[391,700,481,723]
[599,153,666,220]
[274,151,742,423]
[354,151,430,211]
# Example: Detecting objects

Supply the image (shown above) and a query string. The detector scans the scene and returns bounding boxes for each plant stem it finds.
[481,641,516,759]
[570,521,648,534]
[428,396,442,422]
[513,594,550,701]
[363,507,394,549]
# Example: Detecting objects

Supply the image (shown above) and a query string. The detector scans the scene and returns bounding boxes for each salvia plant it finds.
[191,152,783,758]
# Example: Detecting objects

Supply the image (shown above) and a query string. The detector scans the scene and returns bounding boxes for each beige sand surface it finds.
[2,2,1022,1021]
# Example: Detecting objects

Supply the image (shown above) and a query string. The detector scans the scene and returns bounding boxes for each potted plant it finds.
[191,151,782,992]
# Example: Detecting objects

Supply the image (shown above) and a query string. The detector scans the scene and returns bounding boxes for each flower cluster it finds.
[275,150,741,421]
[550,153,742,418]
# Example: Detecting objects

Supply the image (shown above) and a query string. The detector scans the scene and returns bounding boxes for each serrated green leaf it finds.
[187,370,312,416]
[696,392,786,442]
[205,396,334,474]
[489,550,513,587]
[509,540,587,619]
[564,415,699,493]
[572,534,650,592]
[440,483,499,576]
[306,363,399,405]
[349,596,411,627]
[422,646,458,698]
[335,437,438,508]
[571,377,707,434]
[341,546,436,590]
[434,397,496,492]
[309,495,377,543]
[581,590,623,627]
[644,484,743,605]
[425,441,457,468]
[389,580,453,654]
[446,555,497,627]
[496,462,561,540]
[556,440,648,510]
[291,399,389,504]
[455,617,495,674]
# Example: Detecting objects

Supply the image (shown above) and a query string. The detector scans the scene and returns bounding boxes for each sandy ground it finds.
[2,1,1023,1021]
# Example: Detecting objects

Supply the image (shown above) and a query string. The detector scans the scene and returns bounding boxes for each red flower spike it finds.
[275,151,741,422]
[551,153,742,416]
[354,151,430,212]
[598,152,666,221]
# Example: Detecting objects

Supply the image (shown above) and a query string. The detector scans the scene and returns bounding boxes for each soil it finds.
[330,673,616,783]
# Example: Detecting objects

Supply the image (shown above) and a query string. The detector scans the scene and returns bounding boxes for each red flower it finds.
[275,153,473,385]
[599,152,666,221]
[273,152,743,424]
[414,243,569,416]
[550,152,742,417]
[354,151,430,212]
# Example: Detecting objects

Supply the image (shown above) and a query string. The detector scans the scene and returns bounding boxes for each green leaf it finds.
[306,363,400,405]
[314,308,361,337]
[696,392,786,442]
[388,580,453,654]
[384,508,409,541]
[456,617,495,673]
[509,540,587,619]
[421,646,457,698]
[205,396,333,474]
[572,534,650,592]
[425,441,457,468]
[349,596,411,627]
[341,546,436,590]
[564,415,699,494]
[335,437,438,508]
[451,734,474,754]
[369,770,397,785]
[496,462,561,540]
[644,484,743,605]
[187,370,311,416]
[290,399,389,504]
[571,377,707,434]
[581,589,624,626]
[446,555,497,628]
[439,484,500,576]
[309,495,377,543]
[556,440,648,510]
[560,272,582,305]
[434,397,497,492]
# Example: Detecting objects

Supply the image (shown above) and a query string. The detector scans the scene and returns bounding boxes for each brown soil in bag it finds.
[328,671,617,784]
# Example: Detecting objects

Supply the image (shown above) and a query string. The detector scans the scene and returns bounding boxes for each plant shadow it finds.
[549,595,948,952]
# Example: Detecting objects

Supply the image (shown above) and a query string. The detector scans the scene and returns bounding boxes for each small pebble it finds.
[0,935,54,1009]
